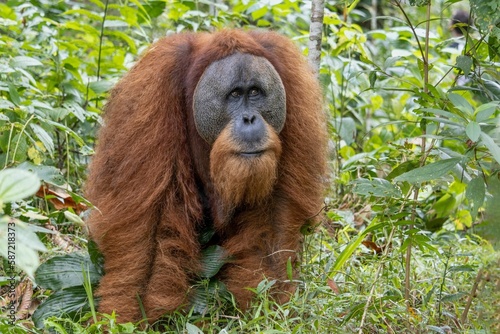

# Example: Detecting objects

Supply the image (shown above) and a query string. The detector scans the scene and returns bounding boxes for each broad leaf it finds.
[456,55,472,76]
[32,286,91,328]
[448,93,473,115]
[465,121,481,142]
[475,102,499,122]
[393,158,461,184]
[0,168,41,203]
[17,162,66,186]
[30,124,55,156]
[10,56,43,68]
[475,177,500,247]
[200,245,228,279]
[35,253,102,290]
[352,178,402,198]
[480,132,500,164]
[0,218,47,278]
[466,177,485,221]
[186,323,204,334]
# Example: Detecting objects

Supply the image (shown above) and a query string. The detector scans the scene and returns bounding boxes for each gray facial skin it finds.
[193,53,286,153]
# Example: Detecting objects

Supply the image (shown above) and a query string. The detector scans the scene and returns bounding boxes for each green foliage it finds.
[1,0,499,333]
[470,0,500,38]
[0,168,47,278]
[0,168,40,204]
[32,252,102,328]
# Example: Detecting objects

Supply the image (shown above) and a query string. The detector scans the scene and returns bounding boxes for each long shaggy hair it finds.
[210,123,282,208]
[85,29,328,323]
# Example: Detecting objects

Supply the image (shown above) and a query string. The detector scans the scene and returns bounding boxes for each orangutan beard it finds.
[209,124,282,209]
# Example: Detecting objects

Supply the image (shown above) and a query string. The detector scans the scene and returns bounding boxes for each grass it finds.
[2,221,499,333]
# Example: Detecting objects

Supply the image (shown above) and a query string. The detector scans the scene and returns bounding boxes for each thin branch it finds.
[308,0,325,78]
[460,268,484,324]
[95,0,109,109]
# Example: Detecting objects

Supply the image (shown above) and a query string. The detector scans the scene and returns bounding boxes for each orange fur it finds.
[210,123,282,208]
[85,29,327,323]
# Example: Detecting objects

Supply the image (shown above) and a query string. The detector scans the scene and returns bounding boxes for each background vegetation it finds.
[1,0,499,333]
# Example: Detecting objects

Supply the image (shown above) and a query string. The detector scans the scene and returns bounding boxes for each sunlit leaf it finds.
[331,221,389,273]
[186,323,204,334]
[17,162,65,185]
[0,168,41,203]
[30,124,55,156]
[10,56,43,68]
[475,102,499,122]
[448,93,474,115]
[480,132,500,164]
[0,217,47,278]
[465,121,481,142]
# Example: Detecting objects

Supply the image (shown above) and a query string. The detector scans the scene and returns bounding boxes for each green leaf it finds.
[331,221,389,273]
[64,211,85,226]
[256,279,276,295]
[369,71,377,88]
[30,124,55,156]
[386,160,420,181]
[448,265,475,272]
[0,218,47,278]
[8,83,20,106]
[466,177,485,220]
[335,117,357,145]
[475,102,499,122]
[0,168,41,203]
[190,279,230,314]
[62,9,102,21]
[10,56,43,68]
[419,108,461,121]
[393,158,461,184]
[89,80,114,94]
[480,132,500,164]
[35,253,102,290]
[465,121,481,142]
[440,292,467,302]
[456,55,472,76]
[248,3,268,20]
[17,162,66,186]
[475,176,500,246]
[200,245,228,279]
[32,286,91,329]
[142,1,167,19]
[352,178,402,198]
[186,323,204,334]
[286,257,293,281]
[448,93,474,115]
[87,239,105,276]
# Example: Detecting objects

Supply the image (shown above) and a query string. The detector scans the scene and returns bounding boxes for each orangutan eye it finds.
[230,89,242,98]
[249,88,260,96]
